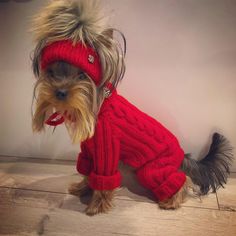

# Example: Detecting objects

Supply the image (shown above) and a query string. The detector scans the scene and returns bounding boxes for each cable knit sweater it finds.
[77,89,186,201]
[40,40,186,201]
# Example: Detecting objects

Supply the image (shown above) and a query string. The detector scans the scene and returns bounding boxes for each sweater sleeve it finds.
[88,117,121,191]
[76,141,93,176]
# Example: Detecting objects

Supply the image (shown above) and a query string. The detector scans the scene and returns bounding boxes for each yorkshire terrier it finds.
[31,0,233,216]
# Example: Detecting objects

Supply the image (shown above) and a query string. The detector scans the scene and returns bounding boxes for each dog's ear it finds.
[96,28,126,89]
[107,28,114,39]
[104,28,114,39]
[96,28,113,50]
[31,40,46,78]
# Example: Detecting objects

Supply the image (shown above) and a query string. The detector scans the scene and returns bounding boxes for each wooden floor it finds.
[0,156,236,236]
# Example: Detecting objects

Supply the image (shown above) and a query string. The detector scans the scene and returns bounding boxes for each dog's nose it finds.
[55,89,68,100]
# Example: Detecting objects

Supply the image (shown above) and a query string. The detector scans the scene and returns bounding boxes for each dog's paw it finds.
[85,190,114,216]
[68,178,91,197]
[158,178,189,210]
[159,196,181,209]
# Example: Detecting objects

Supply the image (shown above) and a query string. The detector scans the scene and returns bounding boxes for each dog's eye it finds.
[47,69,54,78]
[77,72,86,80]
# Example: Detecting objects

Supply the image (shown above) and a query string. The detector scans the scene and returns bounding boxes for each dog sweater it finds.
[40,40,186,201]
[77,89,186,201]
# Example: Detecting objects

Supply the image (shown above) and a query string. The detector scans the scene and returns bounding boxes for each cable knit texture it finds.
[41,40,102,85]
[77,89,186,201]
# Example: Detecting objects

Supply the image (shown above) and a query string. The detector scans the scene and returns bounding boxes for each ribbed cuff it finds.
[89,171,121,190]
[76,155,92,176]
[153,172,186,201]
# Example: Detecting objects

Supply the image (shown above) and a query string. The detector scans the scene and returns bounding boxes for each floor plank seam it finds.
[215,191,220,210]
[0,202,53,211]
[218,205,236,212]
[0,186,67,195]
[0,155,75,165]
[107,232,139,236]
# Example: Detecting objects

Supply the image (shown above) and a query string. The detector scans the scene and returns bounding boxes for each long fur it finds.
[180,133,233,194]
[68,177,91,196]
[86,190,114,216]
[31,0,126,89]
[32,62,98,143]
[31,1,126,141]
[32,0,105,46]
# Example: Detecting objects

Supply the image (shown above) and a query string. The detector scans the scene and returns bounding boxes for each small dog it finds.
[31,0,233,216]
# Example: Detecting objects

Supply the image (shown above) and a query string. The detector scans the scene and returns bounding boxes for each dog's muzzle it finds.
[55,89,68,101]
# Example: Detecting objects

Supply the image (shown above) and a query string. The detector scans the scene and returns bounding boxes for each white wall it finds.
[0,0,235,170]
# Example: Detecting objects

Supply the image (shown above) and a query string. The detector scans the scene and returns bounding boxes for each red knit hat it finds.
[40,40,102,85]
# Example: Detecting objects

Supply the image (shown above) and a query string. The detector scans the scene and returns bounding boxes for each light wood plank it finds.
[0,188,53,236]
[53,199,236,236]
[0,188,67,236]
[0,155,75,165]
[217,173,236,211]
[0,204,50,236]
[0,160,80,193]
[1,188,235,236]
[0,159,218,210]
[0,187,65,209]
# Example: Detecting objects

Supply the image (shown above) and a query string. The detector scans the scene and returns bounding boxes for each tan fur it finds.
[158,176,192,209]
[32,68,98,143]
[31,0,126,91]
[31,0,105,46]
[68,177,91,196]
[85,190,114,216]
[68,177,114,215]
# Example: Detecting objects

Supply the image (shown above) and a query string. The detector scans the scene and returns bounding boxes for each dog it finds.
[31,0,233,216]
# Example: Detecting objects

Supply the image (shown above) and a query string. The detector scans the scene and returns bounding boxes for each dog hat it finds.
[40,40,102,86]
[32,0,107,86]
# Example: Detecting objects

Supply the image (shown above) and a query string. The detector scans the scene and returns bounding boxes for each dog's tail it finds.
[180,133,234,195]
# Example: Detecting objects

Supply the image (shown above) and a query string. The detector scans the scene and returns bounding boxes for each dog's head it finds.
[31,0,126,143]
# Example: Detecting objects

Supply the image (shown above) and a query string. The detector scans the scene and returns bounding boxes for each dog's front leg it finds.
[86,189,115,216]
[68,176,91,197]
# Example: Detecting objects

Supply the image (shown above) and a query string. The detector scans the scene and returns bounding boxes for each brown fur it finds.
[85,190,115,216]
[68,177,91,197]
[32,62,99,143]
[68,177,114,215]
[69,177,192,214]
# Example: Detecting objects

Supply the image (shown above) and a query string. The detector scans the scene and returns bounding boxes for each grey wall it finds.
[0,0,236,170]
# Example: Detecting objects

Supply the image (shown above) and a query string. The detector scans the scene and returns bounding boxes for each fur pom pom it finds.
[31,0,106,46]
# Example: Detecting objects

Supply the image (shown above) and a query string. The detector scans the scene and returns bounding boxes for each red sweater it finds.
[41,41,186,201]
[77,89,186,201]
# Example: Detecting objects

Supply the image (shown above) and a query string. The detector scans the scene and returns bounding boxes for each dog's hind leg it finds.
[136,157,187,209]
[158,176,191,209]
